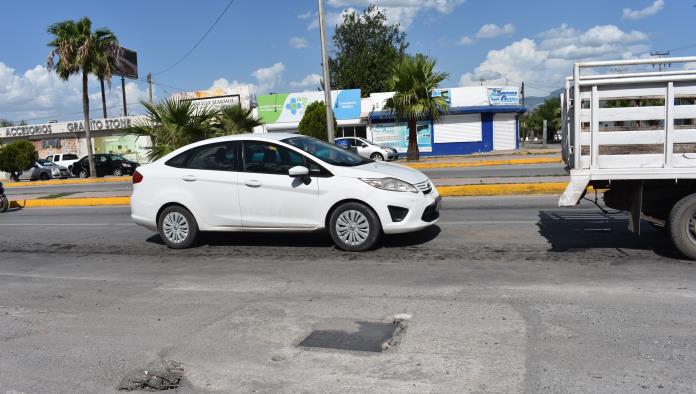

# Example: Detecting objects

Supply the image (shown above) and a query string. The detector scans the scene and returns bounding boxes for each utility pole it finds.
[121,76,128,116]
[147,72,153,103]
[542,119,548,148]
[520,82,526,147]
[650,50,670,71]
[317,0,335,143]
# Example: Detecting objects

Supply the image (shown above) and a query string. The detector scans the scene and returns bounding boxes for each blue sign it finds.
[488,88,519,105]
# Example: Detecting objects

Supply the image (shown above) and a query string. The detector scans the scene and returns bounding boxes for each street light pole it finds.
[317,0,335,142]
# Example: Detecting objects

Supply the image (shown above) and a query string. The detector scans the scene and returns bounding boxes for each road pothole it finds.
[117,359,185,391]
[299,316,408,353]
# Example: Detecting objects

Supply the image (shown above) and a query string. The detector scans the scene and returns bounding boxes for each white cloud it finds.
[290,73,322,90]
[251,62,286,93]
[458,24,650,96]
[298,10,315,19]
[622,0,664,20]
[289,37,309,49]
[315,0,465,30]
[0,61,150,122]
[307,8,356,30]
[458,36,474,45]
[475,23,515,39]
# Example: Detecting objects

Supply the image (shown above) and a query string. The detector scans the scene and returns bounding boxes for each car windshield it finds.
[110,155,126,161]
[283,136,371,167]
[37,159,54,166]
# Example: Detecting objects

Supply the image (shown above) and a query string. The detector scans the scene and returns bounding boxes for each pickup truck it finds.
[559,56,696,259]
[45,153,79,174]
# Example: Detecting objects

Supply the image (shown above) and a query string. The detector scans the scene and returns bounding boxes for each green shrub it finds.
[298,101,338,141]
[0,140,37,181]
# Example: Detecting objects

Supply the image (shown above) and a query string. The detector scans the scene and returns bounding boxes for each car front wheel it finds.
[158,205,199,249]
[329,202,382,252]
[113,168,123,177]
[78,169,89,178]
[370,153,384,161]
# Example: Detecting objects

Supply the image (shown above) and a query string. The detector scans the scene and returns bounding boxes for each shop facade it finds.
[0,115,151,163]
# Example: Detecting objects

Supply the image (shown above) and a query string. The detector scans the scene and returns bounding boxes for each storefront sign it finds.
[183,94,241,110]
[487,88,520,105]
[258,89,361,124]
[370,121,432,153]
[1,116,146,139]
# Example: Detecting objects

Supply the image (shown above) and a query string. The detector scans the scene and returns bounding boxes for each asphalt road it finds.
[1,197,694,393]
[3,163,567,198]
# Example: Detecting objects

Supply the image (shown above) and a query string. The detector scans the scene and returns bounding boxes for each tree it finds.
[47,17,119,177]
[217,105,263,135]
[0,119,14,127]
[128,98,219,161]
[0,141,36,181]
[384,54,449,161]
[524,97,561,143]
[329,5,408,97]
[93,38,120,118]
[298,101,337,141]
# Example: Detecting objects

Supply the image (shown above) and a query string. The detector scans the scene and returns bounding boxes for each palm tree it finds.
[47,17,119,177]
[217,105,263,135]
[128,98,219,161]
[384,54,449,161]
[93,40,120,119]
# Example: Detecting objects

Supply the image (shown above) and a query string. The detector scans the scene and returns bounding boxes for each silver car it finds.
[335,137,398,161]
[18,160,70,181]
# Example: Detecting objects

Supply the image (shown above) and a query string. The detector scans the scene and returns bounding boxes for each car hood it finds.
[330,161,428,184]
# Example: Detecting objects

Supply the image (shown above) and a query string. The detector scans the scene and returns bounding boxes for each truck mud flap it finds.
[627,181,644,236]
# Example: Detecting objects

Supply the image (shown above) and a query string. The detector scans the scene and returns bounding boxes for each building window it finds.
[337,125,367,139]
[41,138,61,149]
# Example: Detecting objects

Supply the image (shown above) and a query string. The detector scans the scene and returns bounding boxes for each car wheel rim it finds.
[336,210,369,246]
[114,169,122,176]
[372,154,383,161]
[688,214,696,245]
[162,212,189,244]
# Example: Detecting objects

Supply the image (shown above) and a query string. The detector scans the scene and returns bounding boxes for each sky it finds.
[1,0,694,122]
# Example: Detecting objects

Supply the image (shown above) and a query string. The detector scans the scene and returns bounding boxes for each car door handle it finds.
[182,175,197,182]
[244,180,262,188]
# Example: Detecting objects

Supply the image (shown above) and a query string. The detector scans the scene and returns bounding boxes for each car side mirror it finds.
[288,166,311,185]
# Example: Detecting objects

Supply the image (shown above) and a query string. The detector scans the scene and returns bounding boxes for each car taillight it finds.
[132,170,143,184]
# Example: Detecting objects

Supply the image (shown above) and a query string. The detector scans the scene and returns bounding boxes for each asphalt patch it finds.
[117,360,184,391]
[299,320,404,352]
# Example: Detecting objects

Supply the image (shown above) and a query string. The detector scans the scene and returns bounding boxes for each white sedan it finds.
[130,133,440,251]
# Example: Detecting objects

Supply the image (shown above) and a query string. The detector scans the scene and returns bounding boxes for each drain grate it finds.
[299,320,404,352]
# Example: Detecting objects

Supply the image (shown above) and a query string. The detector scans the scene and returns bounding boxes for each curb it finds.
[7,182,571,208]
[9,197,131,208]
[404,157,562,169]
[3,176,131,188]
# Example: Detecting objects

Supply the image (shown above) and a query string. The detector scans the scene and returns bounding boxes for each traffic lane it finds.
[3,181,132,197]
[1,199,695,392]
[0,196,679,262]
[420,163,566,179]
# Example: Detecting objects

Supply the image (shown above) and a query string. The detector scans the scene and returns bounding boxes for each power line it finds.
[152,0,236,76]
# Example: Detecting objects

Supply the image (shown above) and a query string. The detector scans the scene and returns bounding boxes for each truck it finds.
[45,153,80,175]
[559,56,696,259]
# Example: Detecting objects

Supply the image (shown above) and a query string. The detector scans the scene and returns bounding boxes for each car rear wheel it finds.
[0,195,8,213]
[78,169,89,178]
[370,153,384,161]
[668,193,696,260]
[329,202,381,252]
[158,205,199,249]
[39,173,49,181]
[113,168,123,177]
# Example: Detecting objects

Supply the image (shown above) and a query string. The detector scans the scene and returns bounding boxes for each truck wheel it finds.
[668,194,696,260]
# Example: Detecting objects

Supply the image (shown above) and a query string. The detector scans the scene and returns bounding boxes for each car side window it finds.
[185,142,239,171]
[97,156,108,163]
[46,155,53,161]
[243,141,306,175]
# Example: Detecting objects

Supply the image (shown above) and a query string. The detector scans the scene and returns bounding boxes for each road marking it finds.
[0,223,135,226]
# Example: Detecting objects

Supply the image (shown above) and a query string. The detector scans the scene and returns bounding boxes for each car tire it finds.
[79,169,89,179]
[158,205,199,249]
[668,193,696,260]
[39,173,49,181]
[329,202,382,252]
[0,195,8,213]
[113,168,123,177]
[370,153,384,161]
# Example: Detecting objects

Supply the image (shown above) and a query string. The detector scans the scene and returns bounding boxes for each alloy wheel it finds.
[335,210,370,246]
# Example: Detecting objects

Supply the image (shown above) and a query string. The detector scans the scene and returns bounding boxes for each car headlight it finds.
[360,177,418,193]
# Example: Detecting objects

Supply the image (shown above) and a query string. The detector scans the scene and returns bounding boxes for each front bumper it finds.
[376,188,441,234]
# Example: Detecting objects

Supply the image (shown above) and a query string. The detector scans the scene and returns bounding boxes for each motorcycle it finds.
[0,181,8,212]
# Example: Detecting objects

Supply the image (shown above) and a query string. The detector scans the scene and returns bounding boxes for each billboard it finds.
[257,89,360,123]
[370,121,432,153]
[183,94,241,110]
[113,47,138,79]
[487,88,520,105]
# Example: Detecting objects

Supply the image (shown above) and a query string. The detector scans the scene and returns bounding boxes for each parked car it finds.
[72,154,139,178]
[17,160,69,181]
[335,137,398,161]
[130,133,440,251]
[45,153,80,174]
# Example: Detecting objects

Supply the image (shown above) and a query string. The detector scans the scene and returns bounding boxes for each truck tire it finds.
[668,193,696,260]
